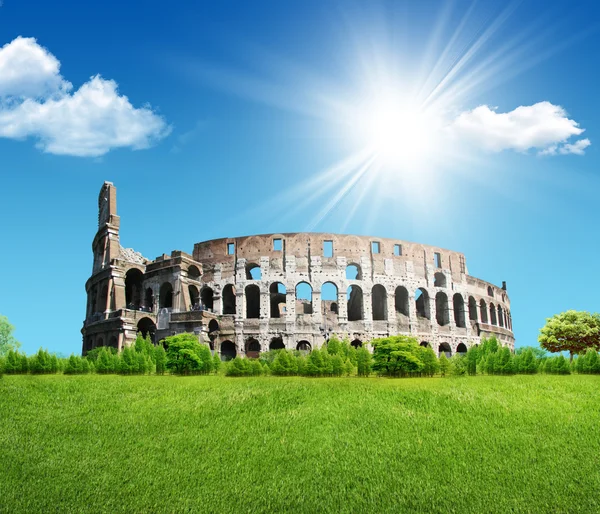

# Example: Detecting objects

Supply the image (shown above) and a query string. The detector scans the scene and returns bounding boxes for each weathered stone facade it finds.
[82,182,515,357]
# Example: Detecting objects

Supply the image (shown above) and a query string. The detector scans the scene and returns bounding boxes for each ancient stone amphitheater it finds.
[82,182,515,358]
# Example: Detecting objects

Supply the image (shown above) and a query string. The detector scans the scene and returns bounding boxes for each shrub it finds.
[225,357,252,376]
[356,346,372,377]
[164,334,213,375]
[420,346,440,377]
[270,350,299,376]
[450,355,467,376]
[439,353,450,377]
[154,345,167,375]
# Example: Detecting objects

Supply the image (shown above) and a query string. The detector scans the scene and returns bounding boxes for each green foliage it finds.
[269,350,299,376]
[225,357,253,376]
[154,345,167,375]
[356,346,372,376]
[164,334,213,375]
[420,346,440,377]
[64,355,91,374]
[95,346,118,374]
[2,349,29,374]
[515,346,547,359]
[29,348,59,374]
[449,355,467,376]
[0,314,21,357]
[538,310,600,357]
[519,348,539,374]
[438,353,450,377]
[211,351,221,374]
[465,346,478,376]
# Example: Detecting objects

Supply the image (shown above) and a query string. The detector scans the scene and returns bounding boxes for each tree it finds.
[439,353,450,377]
[155,345,167,375]
[516,346,547,360]
[538,310,600,360]
[356,346,372,377]
[420,347,440,377]
[211,352,221,374]
[371,336,424,377]
[519,348,538,374]
[0,315,20,357]
[164,334,212,375]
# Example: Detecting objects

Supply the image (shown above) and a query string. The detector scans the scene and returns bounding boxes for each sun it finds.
[357,96,440,169]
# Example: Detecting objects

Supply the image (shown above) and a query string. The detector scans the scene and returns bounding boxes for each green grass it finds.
[1,374,599,513]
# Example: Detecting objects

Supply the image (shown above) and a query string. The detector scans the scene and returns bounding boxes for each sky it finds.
[0,0,598,356]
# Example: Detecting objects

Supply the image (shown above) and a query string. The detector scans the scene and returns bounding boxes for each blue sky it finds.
[0,0,598,355]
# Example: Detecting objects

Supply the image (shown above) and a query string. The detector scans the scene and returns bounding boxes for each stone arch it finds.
[415,288,430,319]
[331,302,338,314]
[351,339,362,348]
[479,299,488,323]
[270,282,287,318]
[245,284,260,319]
[246,337,260,358]
[420,341,430,348]
[108,336,118,349]
[246,263,262,280]
[433,272,447,288]
[372,284,388,321]
[188,285,199,309]
[137,317,156,343]
[468,296,478,321]
[99,284,108,312]
[296,282,313,314]
[435,292,449,326]
[270,336,285,350]
[96,336,104,348]
[220,340,236,361]
[498,305,504,327]
[159,282,173,309]
[489,303,497,325]
[487,286,494,297]
[395,286,409,316]
[125,268,144,309]
[453,293,466,328]
[439,342,452,357]
[297,340,312,352]
[222,284,236,315]
[346,263,362,280]
[201,287,214,310]
[456,342,468,354]
[188,265,201,280]
[347,285,364,321]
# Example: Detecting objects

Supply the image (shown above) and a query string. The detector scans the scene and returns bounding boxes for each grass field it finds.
[1,374,599,513]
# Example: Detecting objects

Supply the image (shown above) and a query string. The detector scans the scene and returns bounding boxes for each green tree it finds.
[538,310,600,360]
[225,357,252,376]
[270,350,298,376]
[420,347,440,377]
[449,355,467,376]
[0,315,20,357]
[211,352,221,374]
[164,334,212,375]
[331,354,344,376]
[439,353,450,377]
[519,348,538,374]
[356,346,372,377]
[496,347,515,375]
[29,348,54,374]
[154,345,167,375]
[516,346,547,360]
[371,336,424,377]
[465,345,479,376]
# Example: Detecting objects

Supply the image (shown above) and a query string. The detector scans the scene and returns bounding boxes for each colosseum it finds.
[82,182,515,357]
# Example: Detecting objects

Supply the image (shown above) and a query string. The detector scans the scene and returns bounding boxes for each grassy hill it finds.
[1,374,599,513]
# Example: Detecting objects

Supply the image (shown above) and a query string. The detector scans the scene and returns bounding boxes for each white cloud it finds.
[0,37,170,157]
[449,101,590,156]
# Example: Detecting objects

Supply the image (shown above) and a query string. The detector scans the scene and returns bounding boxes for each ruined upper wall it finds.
[193,233,469,283]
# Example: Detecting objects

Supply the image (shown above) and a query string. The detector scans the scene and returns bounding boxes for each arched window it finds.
[222,284,236,315]
[351,339,362,348]
[125,269,144,309]
[439,342,452,358]
[296,282,313,314]
[487,286,494,297]
[453,293,466,328]
[137,317,156,343]
[479,299,488,323]
[433,272,446,288]
[270,282,286,318]
[372,284,388,321]
[270,336,285,350]
[436,292,449,326]
[322,282,338,317]
[468,296,478,321]
[188,265,201,281]
[346,264,362,280]
[159,283,173,309]
[395,286,409,316]
[456,343,468,354]
[208,319,219,334]
[420,341,430,348]
[245,284,260,319]
[144,288,154,312]
[96,337,104,348]
[347,285,363,321]
[200,287,214,310]
[246,263,262,280]
[188,285,199,309]
[220,341,236,361]
[246,338,260,358]
[490,303,497,325]
[498,305,504,327]
[415,288,430,319]
[297,341,311,352]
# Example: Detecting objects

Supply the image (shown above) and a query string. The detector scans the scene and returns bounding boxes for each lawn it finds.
[1,374,599,513]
